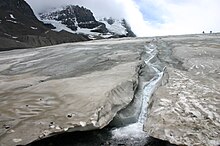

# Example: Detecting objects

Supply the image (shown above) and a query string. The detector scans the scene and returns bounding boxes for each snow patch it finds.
[4,33,18,39]
[101,34,113,38]
[6,20,17,24]
[13,138,22,143]
[4,33,11,37]
[10,14,16,19]
[100,19,127,35]
[31,27,38,30]
[79,121,86,127]
[88,35,96,40]
[41,19,75,33]
[76,28,99,35]
[41,19,112,38]
[77,28,114,38]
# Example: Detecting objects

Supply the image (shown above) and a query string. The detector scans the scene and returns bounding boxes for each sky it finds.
[25,0,220,37]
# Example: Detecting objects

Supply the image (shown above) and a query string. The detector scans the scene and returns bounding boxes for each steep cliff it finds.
[0,0,89,51]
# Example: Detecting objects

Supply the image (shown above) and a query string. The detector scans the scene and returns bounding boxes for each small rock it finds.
[79,121,86,127]
[67,114,72,118]
[91,120,98,127]
[55,126,61,130]
[10,129,15,133]
[49,121,55,128]
[7,129,15,133]
[42,130,51,137]
[67,113,76,118]
[49,125,55,129]
[3,125,10,129]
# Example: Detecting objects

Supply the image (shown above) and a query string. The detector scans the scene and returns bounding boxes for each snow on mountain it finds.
[42,19,76,33]
[39,5,136,39]
[9,14,16,19]
[99,18,127,36]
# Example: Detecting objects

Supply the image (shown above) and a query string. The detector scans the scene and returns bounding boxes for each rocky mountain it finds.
[0,1,136,51]
[0,0,89,51]
[39,5,136,39]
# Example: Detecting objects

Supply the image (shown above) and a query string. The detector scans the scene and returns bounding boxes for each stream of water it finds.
[110,41,164,145]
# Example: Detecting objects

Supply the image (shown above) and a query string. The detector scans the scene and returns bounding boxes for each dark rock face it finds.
[73,5,96,23]
[121,19,136,37]
[0,0,89,51]
[106,18,115,25]
[1,0,36,19]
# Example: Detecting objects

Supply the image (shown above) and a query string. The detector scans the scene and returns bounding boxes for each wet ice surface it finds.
[0,38,151,145]
[29,34,220,146]
[145,34,220,146]
[1,34,220,146]
[0,36,168,146]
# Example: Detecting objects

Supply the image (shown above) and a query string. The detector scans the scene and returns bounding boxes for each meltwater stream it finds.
[110,41,164,145]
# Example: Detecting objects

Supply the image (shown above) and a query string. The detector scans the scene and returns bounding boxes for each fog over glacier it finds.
[25,0,220,36]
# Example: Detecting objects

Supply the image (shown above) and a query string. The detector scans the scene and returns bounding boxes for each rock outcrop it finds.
[0,38,146,145]
[0,0,89,51]
[144,34,220,146]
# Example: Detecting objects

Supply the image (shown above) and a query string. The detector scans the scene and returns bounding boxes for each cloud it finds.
[25,0,220,37]
[147,0,220,35]
[130,0,220,36]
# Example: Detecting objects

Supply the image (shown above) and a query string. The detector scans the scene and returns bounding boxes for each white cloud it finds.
[150,0,220,35]
[25,0,220,37]
[124,0,220,36]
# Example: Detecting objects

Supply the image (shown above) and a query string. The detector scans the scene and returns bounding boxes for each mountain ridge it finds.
[39,5,136,39]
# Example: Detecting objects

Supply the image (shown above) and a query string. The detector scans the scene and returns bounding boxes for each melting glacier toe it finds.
[109,41,165,145]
